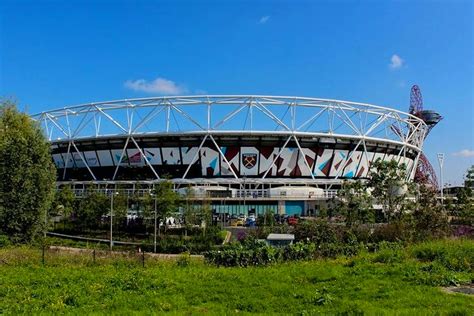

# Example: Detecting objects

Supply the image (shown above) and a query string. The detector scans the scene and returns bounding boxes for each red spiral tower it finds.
[409,85,442,188]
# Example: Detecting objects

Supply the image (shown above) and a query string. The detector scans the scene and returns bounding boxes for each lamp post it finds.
[243,176,247,216]
[110,190,119,251]
[437,153,445,206]
[154,193,158,253]
[149,190,158,253]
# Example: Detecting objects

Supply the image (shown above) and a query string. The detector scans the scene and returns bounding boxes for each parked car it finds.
[230,217,245,227]
[274,214,286,225]
[245,217,256,227]
[236,217,245,226]
[287,216,299,226]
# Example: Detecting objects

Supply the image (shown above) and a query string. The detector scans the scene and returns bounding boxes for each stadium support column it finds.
[182,135,208,179]
[262,135,292,179]
[113,137,130,180]
[130,137,160,180]
[293,135,315,180]
[209,134,239,179]
[71,141,97,180]
[278,201,285,215]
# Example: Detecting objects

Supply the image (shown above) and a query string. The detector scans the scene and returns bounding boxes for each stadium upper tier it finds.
[32,95,428,183]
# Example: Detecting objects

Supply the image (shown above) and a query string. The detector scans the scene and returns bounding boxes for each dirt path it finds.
[48,245,204,260]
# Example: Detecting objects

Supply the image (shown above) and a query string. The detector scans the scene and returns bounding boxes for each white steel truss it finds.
[33,95,428,183]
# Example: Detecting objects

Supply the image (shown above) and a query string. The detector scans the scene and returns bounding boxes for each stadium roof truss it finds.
[32,95,428,182]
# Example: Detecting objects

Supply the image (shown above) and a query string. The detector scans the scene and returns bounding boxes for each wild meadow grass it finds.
[0,239,472,314]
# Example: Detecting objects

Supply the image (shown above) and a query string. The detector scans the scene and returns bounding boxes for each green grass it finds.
[0,239,473,314]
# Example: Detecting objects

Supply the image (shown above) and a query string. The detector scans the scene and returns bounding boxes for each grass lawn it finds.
[0,240,473,314]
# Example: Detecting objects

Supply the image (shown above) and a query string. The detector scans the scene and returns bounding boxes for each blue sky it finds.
[0,0,473,185]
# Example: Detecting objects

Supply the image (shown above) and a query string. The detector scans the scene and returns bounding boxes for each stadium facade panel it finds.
[49,134,417,181]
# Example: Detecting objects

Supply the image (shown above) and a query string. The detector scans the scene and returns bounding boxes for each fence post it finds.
[93,249,96,265]
[142,251,145,268]
[42,244,45,266]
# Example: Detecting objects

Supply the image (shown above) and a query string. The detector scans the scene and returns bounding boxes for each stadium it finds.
[33,95,433,216]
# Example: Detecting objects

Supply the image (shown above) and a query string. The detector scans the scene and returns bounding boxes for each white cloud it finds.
[453,149,474,157]
[124,77,187,95]
[389,54,404,70]
[259,16,270,24]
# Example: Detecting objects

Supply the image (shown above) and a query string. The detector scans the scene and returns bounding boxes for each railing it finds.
[72,188,339,200]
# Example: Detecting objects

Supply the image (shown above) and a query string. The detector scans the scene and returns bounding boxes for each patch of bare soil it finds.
[443,284,474,295]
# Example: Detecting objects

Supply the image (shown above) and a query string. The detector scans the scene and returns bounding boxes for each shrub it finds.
[410,262,462,286]
[293,220,338,244]
[410,240,473,272]
[370,222,412,243]
[205,239,365,267]
[452,225,474,238]
[176,252,191,267]
[0,234,11,247]
[205,240,284,267]
[350,225,373,244]
[316,242,362,258]
[282,242,316,261]
[372,242,405,264]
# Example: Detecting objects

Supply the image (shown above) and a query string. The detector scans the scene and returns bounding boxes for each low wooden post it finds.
[42,244,45,266]
[93,249,96,264]
[142,251,145,268]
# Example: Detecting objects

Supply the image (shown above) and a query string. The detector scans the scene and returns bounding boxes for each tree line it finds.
[1,100,472,243]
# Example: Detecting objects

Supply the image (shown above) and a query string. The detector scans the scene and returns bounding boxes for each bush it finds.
[204,239,365,267]
[0,234,11,247]
[452,225,474,238]
[317,242,362,258]
[407,262,462,287]
[293,220,338,244]
[410,240,473,272]
[370,222,412,243]
[282,242,316,261]
[372,242,405,264]
[205,239,284,267]
[176,252,191,267]
[350,225,373,243]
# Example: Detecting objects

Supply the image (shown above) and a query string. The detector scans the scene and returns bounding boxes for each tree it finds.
[110,188,129,236]
[111,187,129,219]
[51,185,75,218]
[464,165,474,189]
[199,198,213,236]
[455,187,473,220]
[368,159,414,222]
[336,180,374,226]
[182,186,199,236]
[263,208,275,227]
[0,101,56,242]
[153,179,181,234]
[412,184,449,240]
[77,190,109,231]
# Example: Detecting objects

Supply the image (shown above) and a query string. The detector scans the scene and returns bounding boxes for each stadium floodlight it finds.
[437,153,445,205]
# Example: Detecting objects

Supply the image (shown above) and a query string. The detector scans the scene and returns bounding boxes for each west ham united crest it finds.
[242,153,257,169]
